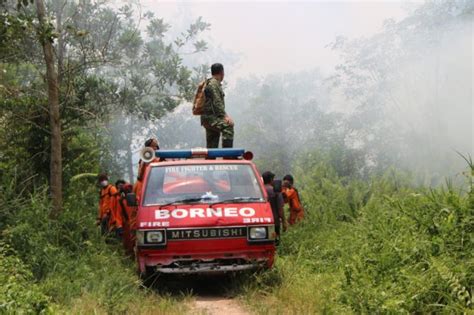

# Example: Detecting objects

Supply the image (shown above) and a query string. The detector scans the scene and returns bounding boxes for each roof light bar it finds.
[156,150,193,159]
[207,148,245,158]
[154,148,246,159]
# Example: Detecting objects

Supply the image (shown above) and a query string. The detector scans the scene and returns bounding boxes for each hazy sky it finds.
[141,1,418,80]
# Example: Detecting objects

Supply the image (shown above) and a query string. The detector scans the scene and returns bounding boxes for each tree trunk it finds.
[56,0,64,84]
[36,0,63,218]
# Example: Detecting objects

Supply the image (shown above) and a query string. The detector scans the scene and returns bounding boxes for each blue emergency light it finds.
[140,147,253,162]
[208,148,246,158]
[155,148,246,159]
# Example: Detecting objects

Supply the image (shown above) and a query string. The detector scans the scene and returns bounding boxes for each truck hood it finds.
[137,202,273,229]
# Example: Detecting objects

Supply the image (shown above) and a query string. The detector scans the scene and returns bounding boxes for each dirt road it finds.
[152,273,252,315]
[152,275,252,315]
[189,296,250,315]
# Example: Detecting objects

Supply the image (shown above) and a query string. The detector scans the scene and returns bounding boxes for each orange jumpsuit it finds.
[133,180,144,202]
[110,192,123,229]
[98,184,118,230]
[117,186,137,255]
[283,187,304,225]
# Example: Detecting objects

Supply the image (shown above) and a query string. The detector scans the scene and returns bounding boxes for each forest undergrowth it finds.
[1,154,473,314]
[241,153,473,314]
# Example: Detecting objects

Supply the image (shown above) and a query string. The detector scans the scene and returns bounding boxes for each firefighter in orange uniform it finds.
[112,179,126,238]
[282,174,304,225]
[133,138,161,201]
[97,173,118,235]
[116,183,136,255]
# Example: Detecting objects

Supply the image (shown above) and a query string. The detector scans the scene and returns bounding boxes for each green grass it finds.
[241,159,474,314]
[0,181,188,314]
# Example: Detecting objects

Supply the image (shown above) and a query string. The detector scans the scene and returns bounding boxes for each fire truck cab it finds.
[127,148,276,276]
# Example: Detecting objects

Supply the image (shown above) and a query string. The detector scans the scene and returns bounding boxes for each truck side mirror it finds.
[126,193,138,207]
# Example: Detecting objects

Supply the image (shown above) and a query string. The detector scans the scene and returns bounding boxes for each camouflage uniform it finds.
[201,77,234,148]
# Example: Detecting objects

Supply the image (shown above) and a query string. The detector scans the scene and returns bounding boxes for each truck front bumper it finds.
[155,261,266,274]
[136,240,275,274]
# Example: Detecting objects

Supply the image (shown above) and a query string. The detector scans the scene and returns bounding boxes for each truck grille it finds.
[166,227,247,241]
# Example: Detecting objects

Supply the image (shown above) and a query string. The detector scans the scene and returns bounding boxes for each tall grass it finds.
[0,175,187,314]
[243,154,473,314]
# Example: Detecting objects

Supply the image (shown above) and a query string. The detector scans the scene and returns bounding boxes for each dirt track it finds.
[152,273,252,315]
[190,296,249,315]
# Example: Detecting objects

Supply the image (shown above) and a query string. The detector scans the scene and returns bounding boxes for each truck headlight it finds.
[137,230,166,245]
[249,227,267,240]
[145,231,165,244]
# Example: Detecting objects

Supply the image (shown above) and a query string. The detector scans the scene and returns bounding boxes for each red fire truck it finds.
[124,148,276,277]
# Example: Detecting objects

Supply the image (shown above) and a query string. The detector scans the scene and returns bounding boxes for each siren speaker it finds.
[140,147,155,163]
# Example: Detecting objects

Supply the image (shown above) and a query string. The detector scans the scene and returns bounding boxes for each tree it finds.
[1,0,210,199]
[104,14,209,182]
[35,0,62,217]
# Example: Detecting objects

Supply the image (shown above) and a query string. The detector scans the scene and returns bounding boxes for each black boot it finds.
[222,139,233,148]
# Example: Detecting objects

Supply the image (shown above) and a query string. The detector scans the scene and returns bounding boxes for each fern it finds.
[433,259,473,308]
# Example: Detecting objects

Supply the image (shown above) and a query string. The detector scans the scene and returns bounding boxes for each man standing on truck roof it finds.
[262,171,287,240]
[282,174,304,225]
[97,173,118,235]
[201,63,234,148]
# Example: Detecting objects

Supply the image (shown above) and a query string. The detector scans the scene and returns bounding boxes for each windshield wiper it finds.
[159,197,204,208]
[209,197,264,207]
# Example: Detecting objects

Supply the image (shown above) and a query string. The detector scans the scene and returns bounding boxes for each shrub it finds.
[0,243,51,314]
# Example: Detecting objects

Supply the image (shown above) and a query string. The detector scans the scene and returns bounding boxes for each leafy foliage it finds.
[243,151,474,313]
[0,172,187,313]
[0,243,50,313]
[1,0,209,187]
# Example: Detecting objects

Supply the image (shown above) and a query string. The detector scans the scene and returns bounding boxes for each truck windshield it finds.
[143,164,265,206]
